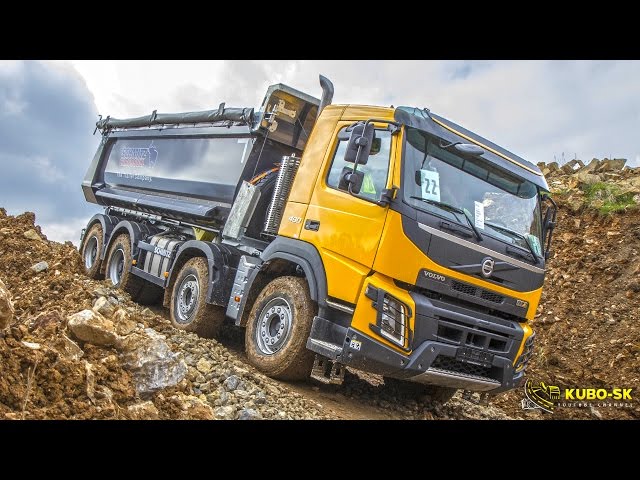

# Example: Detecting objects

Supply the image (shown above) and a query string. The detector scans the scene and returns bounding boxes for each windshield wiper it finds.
[410,196,483,241]
[484,222,539,264]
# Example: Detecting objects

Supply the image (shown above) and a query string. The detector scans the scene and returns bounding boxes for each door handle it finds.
[304,220,320,231]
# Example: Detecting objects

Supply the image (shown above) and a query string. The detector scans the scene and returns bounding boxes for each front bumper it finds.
[312,289,529,394]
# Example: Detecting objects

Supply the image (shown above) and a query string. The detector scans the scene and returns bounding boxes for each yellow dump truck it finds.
[79,75,555,403]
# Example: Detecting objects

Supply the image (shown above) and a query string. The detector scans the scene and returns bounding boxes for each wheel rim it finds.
[84,236,98,269]
[255,297,293,355]
[176,274,200,324]
[108,248,125,286]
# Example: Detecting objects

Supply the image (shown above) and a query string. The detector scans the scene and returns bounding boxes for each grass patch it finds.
[582,181,636,214]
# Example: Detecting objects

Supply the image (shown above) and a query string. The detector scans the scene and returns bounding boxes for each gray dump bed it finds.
[82,84,320,228]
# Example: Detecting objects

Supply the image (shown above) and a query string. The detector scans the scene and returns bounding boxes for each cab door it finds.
[299,122,398,304]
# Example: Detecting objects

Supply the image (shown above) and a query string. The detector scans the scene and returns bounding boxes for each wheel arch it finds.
[83,213,118,259]
[164,240,241,309]
[260,237,327,306]
[236,237,327,327]
[102,220,159,275]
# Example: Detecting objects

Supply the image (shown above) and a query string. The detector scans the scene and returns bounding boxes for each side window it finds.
[326,128,392,202]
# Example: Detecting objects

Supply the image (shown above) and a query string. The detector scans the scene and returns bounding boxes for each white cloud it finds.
[67,60,640,167]
[41,216,89,246]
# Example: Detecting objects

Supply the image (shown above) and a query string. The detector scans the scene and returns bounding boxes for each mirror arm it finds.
[376,186,397,207]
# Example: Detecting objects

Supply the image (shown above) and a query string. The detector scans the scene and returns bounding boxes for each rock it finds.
[30,310,62,335]
[218,390,230,405]
[67,309,119,346]
[561,159,584,174]
[590,406,603,420]
[23,229,44,242]
[196,358,213,374]
[234,389,250,399]
[85,361,97,404]
[214,405,236,420]
[21,341,41,350]
[119,328,187,396]
[254,391,267,405]
[0,279,15,330]
[30,261,49,273]
[565,195,584,213]
[127,401,160,420]
[112,309,137,336]
[574,171,602,186]
[223,375,240,391]
[171,393,215,420]
[546,162,560,173]
[580,158,601,173]
[55,334,84,361]
[92,296,116,318]
[595,158,626,173]
[92,287,111,298]
[238,408,262,420]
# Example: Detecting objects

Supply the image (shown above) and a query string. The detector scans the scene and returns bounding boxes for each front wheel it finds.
[245,276,316,380]
[169,257,225,338]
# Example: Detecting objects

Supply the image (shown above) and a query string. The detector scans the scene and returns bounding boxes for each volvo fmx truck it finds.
[80,75,557,403]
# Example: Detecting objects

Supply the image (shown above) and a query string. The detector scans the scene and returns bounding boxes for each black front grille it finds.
[452,281,477,296]
[451,280,505,305]
[480,290,504,304]
[431,355,492,379]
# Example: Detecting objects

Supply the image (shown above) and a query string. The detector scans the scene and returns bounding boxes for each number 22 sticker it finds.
[420,170,441,202]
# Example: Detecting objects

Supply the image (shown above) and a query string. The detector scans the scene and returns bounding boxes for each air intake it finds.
[263,155,301,235]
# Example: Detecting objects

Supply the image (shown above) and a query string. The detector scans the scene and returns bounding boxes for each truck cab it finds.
[278,103,554,396]
[79,76,555,402]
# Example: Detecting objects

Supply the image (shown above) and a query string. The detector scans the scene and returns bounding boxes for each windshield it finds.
[403,127,543,255]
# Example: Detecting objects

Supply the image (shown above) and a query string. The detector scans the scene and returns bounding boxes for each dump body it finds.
[82,84,320,228]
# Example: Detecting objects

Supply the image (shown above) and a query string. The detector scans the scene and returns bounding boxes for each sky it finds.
[1,60,639,243]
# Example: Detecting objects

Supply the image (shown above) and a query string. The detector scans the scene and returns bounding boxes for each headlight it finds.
[379,294,408,347]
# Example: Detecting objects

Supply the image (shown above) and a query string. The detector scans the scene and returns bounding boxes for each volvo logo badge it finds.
[481,257,495,278]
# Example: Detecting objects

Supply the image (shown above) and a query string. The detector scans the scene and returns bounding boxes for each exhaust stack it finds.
[318,75,334,114]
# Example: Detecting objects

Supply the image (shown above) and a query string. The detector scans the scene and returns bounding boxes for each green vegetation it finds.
[582,181,636,214]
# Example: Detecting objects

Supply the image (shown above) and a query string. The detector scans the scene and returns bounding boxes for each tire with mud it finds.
[104,233,163,305]
[383,377,457,405]
[169,257,225,338]
[245,276,316,380]
[80,223,104,279]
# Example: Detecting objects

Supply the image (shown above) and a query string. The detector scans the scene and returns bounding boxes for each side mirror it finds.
[345,122,375,165]
[338,166,364,195]
[541,193,557,261]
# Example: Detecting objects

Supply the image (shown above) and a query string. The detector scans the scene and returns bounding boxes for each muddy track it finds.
[153,308,514,420]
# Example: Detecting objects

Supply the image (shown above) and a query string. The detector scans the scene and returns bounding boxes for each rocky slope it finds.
[0,210,328,419]
[495,158,640,419]
[0,157,639,420]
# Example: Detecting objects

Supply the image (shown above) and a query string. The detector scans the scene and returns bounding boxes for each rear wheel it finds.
[105,233,162,304]
[383,377,457,405]
[80,223,104,279]
[245,276,316,380]
[169,257,225,338]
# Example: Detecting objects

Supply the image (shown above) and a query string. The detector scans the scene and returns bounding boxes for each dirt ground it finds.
[1,164,639,419]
